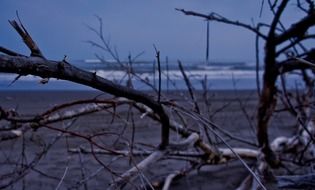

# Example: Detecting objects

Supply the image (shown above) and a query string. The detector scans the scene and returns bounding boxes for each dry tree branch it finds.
[69,146,258,160]
[255,0,293,168]
[278,68,315,143]
[0,120,76,189]
[86,16,121,62]
[164,102,257,147]
[172,106,267,190]
[172,2,315,188]
[88,17,159,93]
[132,101,223,159]
[274,11,315,45]
[276,34,315,56]
[178,60,200,113]
[176,2,315,169]
[175,8,267,40]
[1,99,129,126]
[0,18,173,188]
[1,4,315,188]
[0,130,22,141]
[0,54,170,149]
[8,16,44,58]
[162,172,179,190]
[0,46,26,57]
[277,56,315,73]
[108,132,199,190]
[268,0,290,38]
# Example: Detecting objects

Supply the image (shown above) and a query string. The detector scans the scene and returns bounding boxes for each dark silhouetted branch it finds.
[0,46,25,57]
[277,57,315,73]
[8,19,44,58]
[275,11,315,45]
[0,19,170,148]
[255,0,291,168]
[0,54,170,148]
[175,8,267,40]
[178,60,200,113]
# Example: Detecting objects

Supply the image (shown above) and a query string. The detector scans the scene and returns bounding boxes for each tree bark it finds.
[0,55,170,148]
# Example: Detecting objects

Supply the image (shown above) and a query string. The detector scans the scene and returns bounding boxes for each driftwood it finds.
[1,2,315,189]
[0,18,171,149]
[0,130,22,141]
[177,0,315,169]
[107,133,199,189]
[0,55,170,147]
[177,3,315,190]
[69,147,258,160]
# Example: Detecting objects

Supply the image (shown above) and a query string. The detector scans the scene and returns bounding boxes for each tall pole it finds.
[153,59,156,88]
[206,20,210,65]
[166,56,169,92]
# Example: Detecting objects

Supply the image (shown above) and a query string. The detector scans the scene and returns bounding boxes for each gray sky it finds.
[0,1,303,62]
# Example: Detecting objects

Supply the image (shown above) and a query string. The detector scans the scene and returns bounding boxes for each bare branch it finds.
[277,57,315,73]
[0,46,25,57]
[275,11,315,45]
[0,54,170,148]
[178,60,200,113]
[276,34,315,56]
[268,0,289,39]
[0,130,22,141]
[108,132,199,189]
[8,19,44,58]
[108,150,166,189]
[175,8,267,40]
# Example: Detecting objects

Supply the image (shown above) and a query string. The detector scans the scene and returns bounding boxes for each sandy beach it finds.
[0,90,295,189]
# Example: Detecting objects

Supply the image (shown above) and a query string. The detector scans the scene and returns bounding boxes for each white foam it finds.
[94,69,262,80]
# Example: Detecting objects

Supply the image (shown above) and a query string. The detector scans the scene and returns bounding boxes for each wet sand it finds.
[0,90,295,189]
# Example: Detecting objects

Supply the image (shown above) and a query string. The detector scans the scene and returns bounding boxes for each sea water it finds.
[0,61,304,91]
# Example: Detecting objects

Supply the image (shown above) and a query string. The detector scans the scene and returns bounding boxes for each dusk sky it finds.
[0,1,303,63]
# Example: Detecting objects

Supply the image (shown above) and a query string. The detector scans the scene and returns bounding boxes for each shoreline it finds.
[0,89,292,189]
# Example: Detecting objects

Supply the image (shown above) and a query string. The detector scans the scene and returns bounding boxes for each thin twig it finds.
[178,60,200,113]
[174,108,267,190]
[55,166,69,190]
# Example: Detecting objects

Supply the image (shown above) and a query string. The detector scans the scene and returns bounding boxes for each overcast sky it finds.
[0,1,303,63]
